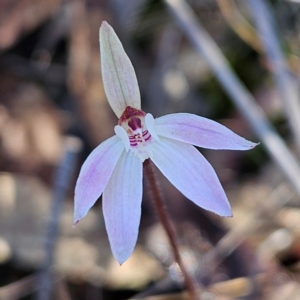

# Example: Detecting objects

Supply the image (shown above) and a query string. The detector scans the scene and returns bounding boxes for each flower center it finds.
[115,106,158,161]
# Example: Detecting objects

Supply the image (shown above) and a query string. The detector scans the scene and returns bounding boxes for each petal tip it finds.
[250,141,260,149]
[113,250,131,265]
[99,21,114,43]
[209,207,232,218]
[73,201,89,226]
[221,210,233,218]
[240,139,260,150]
[219,205,232,218]
[100,20,111,32]
[110,241,136,265]
[117,258,126,266]
[205,197,232,218]
[73,206,88,226]
[73,215,82,227]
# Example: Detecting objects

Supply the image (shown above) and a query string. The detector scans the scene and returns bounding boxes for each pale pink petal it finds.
[100,21,141,117]
[150,137,232,216]
[155,113,257,150]
[103,151,143,264]
[74,135,124,224]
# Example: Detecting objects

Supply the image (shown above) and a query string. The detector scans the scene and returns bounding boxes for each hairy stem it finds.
[143,159,199,300]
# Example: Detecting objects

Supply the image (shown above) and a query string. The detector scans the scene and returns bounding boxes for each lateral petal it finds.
[100,21,141,117]
[155,113,257,150]
[74,135,124,224]
[150,137,232,217]
[103,151,143,264]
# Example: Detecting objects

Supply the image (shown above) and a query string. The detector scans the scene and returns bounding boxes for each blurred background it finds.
[1,0,300,299]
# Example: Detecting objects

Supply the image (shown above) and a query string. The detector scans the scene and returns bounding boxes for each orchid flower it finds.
[74,21,257,264]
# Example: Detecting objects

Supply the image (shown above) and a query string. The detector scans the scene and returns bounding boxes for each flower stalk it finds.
[143,159,199,300]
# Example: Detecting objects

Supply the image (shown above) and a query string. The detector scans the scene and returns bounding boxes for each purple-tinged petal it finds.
[155,113,258,150]
[150,137,232,217]
[100,21,141,117]
[74,135,124,224]
[103,151,143,264]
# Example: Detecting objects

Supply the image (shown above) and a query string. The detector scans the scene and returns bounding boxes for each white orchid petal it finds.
[145,113,159,140]
[114,125,130,151]
[74,136,124,224]
[103,151,143,264]
[155,113,258,150]
[150,137,232,217]
[100,21,141,117]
